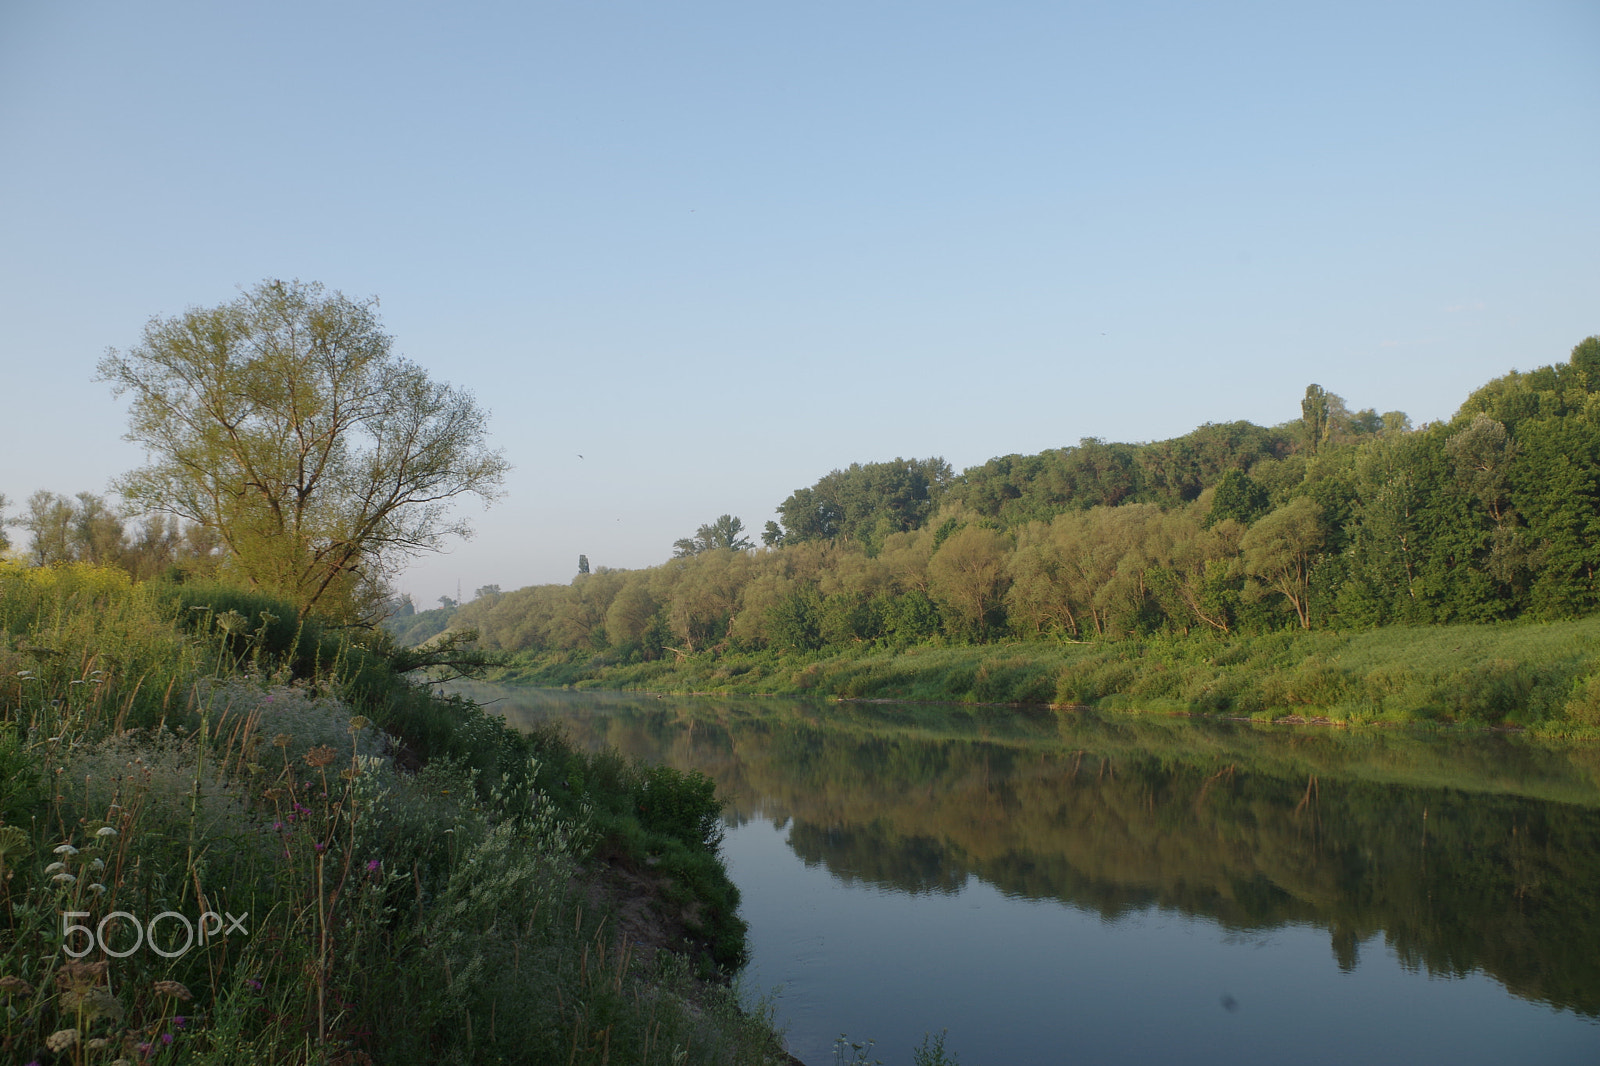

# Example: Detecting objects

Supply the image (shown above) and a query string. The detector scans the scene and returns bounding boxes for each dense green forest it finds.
[403,339,1600,675]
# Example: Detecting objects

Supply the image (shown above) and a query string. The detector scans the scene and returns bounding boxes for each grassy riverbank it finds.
[491,616,1600,737]
[0,562,782,1064]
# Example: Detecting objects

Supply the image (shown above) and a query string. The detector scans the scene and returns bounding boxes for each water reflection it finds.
[462,685,1600,1028]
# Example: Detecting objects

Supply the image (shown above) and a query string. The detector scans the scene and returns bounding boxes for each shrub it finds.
[1444,659,1534,723]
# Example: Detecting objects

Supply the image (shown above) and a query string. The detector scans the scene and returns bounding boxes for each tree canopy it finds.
[775,457,953,549]
[99,280,508,621]
[674,515,754,557]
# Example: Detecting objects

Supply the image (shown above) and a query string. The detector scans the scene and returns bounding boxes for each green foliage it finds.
[675,514,755,557]
[494,614,1600,735]
[777,457,954,548]
[1205,469,1270,527]
[768,585,825,652]
[0,566,770,1064]
[99,279,509,623]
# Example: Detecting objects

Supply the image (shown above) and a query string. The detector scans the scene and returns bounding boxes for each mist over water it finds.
[464,685,1600,1065]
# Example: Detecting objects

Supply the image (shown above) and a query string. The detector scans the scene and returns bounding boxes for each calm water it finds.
[462,685,1600,1065]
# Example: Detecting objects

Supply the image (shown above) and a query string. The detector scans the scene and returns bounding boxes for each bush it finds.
[1565,673,1600,727]
[1444,659,1534,723]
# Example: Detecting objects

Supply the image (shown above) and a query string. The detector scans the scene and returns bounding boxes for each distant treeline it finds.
[0,489,222,580]
[399,338,1600,659]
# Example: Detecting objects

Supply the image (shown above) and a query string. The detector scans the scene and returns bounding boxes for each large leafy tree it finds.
[927,523,1011,640]
[99,280,508,621]
[775,457,953,547]
[1240,496,1327,628]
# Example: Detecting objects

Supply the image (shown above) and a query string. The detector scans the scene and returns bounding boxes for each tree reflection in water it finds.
[465,684,1600,1018]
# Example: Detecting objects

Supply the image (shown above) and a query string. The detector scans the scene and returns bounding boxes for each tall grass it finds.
[0,565,782,1065]
[494,616,1600,736]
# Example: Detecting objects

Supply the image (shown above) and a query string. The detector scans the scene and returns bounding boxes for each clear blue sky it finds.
[2,0,1596,607]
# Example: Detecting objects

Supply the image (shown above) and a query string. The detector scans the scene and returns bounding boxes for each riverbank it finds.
[0,563,786,1064]
[489,616,1600,737]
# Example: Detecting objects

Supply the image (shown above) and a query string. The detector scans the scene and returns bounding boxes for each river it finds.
[458,685,1600,1065]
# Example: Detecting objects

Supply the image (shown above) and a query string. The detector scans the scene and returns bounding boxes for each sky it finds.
[2,0,1597,608]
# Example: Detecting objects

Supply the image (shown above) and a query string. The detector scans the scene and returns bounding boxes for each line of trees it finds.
[0,489,222,579]
[436,337,1600,660]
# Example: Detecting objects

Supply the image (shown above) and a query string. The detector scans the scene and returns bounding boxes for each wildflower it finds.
[88,1037,112,1050]
[314,842,326,852]
[0,975,34,996]
[153,979,193,1001]
[57,984,122,1023]
[90,857,105,871]
[46,1029,79,1052]
[57,959,108,987]
[246,978,262,991]
[96,826,117,838]
[45,861,66,874]
[304,744,338,768]
[162,1033,174,1046]
[52,872,77,885]
[347,715,370,732]
[173,1015,186,1028]
[53,843,79,856]
[0,825,27,857]
[89,883,107,896]
[366,859,380,873]
[273,733,293,748]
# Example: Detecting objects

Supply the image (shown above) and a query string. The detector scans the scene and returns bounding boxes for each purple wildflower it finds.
[174,1016,186,1028]
[366,859,380,872]
[163,1033,174,1045]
